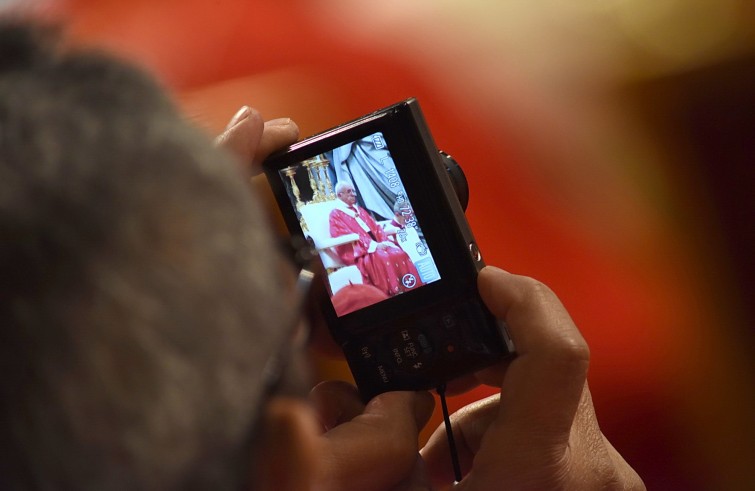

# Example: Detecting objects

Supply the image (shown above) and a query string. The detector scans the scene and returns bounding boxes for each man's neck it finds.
[335,200,357,213]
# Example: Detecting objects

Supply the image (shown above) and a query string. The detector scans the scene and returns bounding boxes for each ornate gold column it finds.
[303,154,334,202]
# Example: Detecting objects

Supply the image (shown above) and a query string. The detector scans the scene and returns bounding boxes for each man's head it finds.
[393,200,415,226]
[335,181,357,206]
[0,21,293,490]
[392,201,406,226]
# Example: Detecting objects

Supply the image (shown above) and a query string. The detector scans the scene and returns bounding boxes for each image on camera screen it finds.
[278,132,441,316]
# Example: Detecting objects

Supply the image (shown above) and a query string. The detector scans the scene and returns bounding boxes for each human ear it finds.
[249,397,320,491]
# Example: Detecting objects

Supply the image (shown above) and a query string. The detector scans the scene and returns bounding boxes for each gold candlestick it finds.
[303,158,322,202]
[283,166,303,209]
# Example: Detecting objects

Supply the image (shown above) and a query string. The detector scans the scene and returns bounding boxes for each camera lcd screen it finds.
[276,131,441,317]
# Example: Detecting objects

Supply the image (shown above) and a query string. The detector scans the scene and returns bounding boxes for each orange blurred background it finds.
[14,0,755,488]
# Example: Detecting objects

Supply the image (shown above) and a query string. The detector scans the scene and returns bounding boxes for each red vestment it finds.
[329,205,422,296]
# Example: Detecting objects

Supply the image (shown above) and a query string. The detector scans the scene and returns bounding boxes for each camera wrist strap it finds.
[436,384,462,483]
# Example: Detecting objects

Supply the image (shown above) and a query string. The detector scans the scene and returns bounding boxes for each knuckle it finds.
[518,275,590,369]
[556,332,591,363]
[547,331,591,380]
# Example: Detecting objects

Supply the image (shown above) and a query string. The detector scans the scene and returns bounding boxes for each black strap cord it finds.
[436,384,462,483]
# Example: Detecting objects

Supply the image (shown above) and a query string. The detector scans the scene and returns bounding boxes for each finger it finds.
[316,391,435,491]
[475,267,589,458]
[471,357,513,388]
[387,456,433,491]
[444,357,513,396]
[214,106,264,167]
[252,117,299,171]
[570,385,645,489]
[309,380,365,431]
[603,435,646,488]
[442,374,481,396]
[225,105,253,130]
[214,108,299,176]
[420,394,500,488]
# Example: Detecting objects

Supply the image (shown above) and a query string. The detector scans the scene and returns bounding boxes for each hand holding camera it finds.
[217,102,644,490]
[304,267,644,491]
[264,98,514,401]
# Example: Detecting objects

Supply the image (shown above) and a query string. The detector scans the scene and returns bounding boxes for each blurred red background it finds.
[18,0,755,488]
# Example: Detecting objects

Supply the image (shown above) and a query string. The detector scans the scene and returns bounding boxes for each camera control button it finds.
[418,333,433,354]
[404,340,421,360]
[389,327,434,372]
[375,364,392,385]
[359,345,376,362]
[391,346,405,367]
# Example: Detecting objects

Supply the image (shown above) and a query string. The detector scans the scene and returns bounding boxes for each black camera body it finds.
[264,98,514,400]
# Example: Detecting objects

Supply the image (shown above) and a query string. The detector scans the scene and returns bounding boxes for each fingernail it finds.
[226,105,251,130]
[266,117,292,127]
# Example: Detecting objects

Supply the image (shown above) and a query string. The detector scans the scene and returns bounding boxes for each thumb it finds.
[315,390,434,491]
[362,390,436,435]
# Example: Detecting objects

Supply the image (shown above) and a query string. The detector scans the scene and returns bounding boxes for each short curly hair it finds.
[0,20,288,490]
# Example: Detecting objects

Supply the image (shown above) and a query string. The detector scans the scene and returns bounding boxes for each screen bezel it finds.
[264,100,479,339]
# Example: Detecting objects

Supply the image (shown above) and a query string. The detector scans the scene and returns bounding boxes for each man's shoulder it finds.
[329,207,351,224]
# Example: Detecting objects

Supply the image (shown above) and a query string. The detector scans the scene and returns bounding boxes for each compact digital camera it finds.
[264,98,514,400]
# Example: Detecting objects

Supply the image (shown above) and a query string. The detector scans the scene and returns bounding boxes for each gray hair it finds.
[334,180,355,195]
[0,21,286,491]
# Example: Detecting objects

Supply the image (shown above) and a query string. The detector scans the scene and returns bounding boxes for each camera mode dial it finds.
[440,151,469,212]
